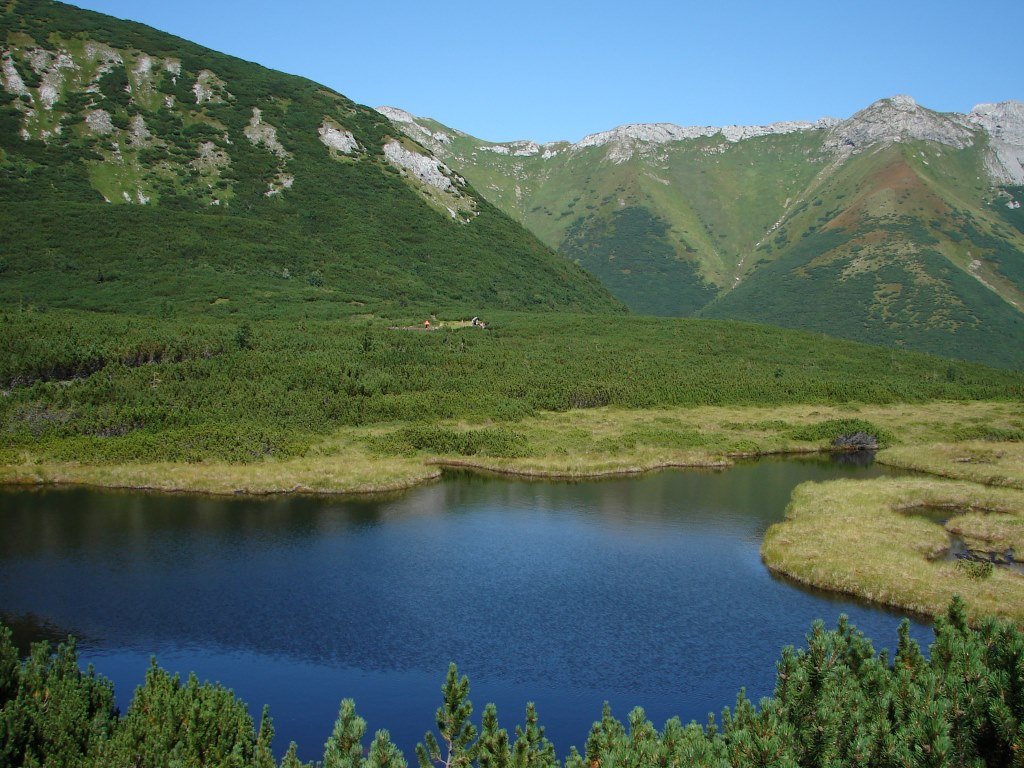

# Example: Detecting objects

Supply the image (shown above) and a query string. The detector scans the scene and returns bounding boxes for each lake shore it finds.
[876,441,1024,489]
[762,476,1024,623]
[1,400,1019,496]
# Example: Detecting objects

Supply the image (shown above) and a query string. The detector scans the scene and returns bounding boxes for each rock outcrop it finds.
[572,119,840,163]
[244,107,289,159]
[192,70,229,104]
[383,140,461,192]
[967,101,1024,185]
[318,121,359,154]
[375,106,453,152]
[85,108,113,135]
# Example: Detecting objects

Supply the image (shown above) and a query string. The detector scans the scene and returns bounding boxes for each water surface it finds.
[0,457,931,759]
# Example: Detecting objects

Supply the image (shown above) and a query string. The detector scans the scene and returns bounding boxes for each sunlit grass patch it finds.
[3,401,1022,494]
[762,477,1024,622]
[0,448,438,496]
[879,441,1024,488]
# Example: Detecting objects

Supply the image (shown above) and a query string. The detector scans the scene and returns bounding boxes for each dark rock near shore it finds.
[831,432,880,451]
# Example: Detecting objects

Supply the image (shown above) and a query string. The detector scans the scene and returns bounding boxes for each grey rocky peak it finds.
[478,139,543,156]
[376,105,419,125]
[579,123,713,146]
[967,101,1024,184]
[465,120,838,165]
[824,95,974,157]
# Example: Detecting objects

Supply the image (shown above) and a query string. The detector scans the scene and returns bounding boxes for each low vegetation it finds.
[2,305,1021,492]
[3,598,1022,767]
[401,108,1024,369]
[2,401,1020,494]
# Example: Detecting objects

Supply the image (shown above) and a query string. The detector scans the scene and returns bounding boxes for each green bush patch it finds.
[955,559,994,580]
[370,426,530,458]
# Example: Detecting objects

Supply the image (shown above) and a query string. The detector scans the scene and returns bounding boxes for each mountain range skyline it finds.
[378,95,1021,150]
[64,0,1024,144]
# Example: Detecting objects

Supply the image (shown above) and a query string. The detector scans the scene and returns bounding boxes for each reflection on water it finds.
[945,535,1023,573]
[0,611,89,655]
[827,450,877,468]
[0,457,931,760]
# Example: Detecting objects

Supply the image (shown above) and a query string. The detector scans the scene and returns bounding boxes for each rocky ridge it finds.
[571,118,841,163]
[378,96,1024,182]
[376,105,455,152]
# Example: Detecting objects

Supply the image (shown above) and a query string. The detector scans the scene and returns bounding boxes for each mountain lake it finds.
[0,456,932,760]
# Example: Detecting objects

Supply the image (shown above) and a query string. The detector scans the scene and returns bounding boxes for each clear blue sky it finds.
[67,0,1023,143]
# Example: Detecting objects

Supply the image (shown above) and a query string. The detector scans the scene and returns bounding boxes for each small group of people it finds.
[421,317,485,330]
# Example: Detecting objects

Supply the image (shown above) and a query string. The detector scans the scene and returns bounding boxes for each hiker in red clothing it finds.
[424,319,431,330]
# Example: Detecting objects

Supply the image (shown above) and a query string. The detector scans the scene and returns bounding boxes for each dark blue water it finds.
[0,457,931,761]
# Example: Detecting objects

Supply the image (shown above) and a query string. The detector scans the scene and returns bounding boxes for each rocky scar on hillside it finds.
[0,27,480,218]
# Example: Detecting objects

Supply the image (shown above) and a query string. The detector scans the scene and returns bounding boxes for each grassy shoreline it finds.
[760,415,1024,622]
[2,400,1019,496]
[762,477,1024,623]
[877,441,1024,488]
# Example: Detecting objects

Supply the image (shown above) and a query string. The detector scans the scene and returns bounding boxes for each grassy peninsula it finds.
[879,441,1024,488]
[763,461,1024,622]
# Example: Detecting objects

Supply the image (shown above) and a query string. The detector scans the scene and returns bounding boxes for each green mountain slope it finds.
[0,0,621,316]
[382,99,1024,367]
[702,140,1024,368]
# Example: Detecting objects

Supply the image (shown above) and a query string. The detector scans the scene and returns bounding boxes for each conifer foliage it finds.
[1,599,1023,766]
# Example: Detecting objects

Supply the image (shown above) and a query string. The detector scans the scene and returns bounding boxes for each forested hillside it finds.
[0,0,620,315]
